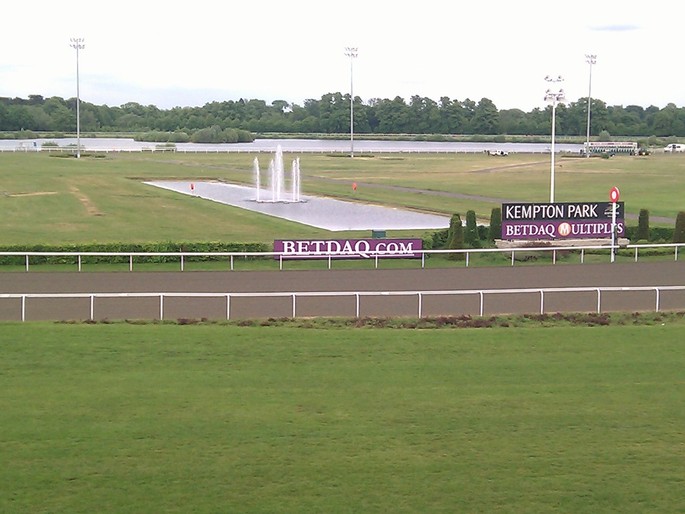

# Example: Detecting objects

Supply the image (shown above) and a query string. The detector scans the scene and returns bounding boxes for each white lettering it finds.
[354,240,371,258]
[397,242,414,254]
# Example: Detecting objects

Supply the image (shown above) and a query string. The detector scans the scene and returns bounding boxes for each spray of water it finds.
[253,145,302,202]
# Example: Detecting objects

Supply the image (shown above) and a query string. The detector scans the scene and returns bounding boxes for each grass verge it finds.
[2,319,684,513]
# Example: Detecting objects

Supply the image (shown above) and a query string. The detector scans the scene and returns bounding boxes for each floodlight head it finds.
[70,37,85,49]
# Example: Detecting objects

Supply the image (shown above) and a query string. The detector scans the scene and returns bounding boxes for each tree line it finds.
[2,93,685,140]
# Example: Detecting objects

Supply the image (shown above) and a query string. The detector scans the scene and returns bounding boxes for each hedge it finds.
[0,242,270,266]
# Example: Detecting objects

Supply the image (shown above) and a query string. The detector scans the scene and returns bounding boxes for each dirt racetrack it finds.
[1,262,684,321]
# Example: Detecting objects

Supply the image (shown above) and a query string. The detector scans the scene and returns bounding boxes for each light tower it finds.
[70,37,85,159]
[344,47,358,157]
[544,75,565,203]
[585,54,597,157]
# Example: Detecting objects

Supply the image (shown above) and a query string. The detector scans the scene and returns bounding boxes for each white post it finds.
[345,47,358,158]
[551,101,556,202]
[611,201,617,263]
[70,38,85,159]
[585,54,596,157]
[545,76,565,203]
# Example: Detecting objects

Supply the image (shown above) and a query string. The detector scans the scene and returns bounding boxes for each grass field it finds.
[1,151,684,245]
[2,322,684,513]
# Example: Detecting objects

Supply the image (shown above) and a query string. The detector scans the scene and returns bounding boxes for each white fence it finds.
[0,243,682,272]
[2,285,685,322]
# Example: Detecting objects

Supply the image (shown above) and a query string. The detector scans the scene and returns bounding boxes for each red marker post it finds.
[609,187,620,262]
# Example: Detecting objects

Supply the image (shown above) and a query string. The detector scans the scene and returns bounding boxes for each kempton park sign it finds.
[501,201,625,241]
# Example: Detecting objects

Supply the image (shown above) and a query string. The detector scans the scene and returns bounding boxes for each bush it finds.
[0,242,271,266]
[430,228,449,249]
[446,213,465,260]
[637,209,650,241]
[674,212,685,243]
[488,207,502,242]
[465,210,480,248]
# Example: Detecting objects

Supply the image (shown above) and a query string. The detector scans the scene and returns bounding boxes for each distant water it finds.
[0,137,584,154]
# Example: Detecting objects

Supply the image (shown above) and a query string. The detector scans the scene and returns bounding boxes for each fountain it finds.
[253,145,302,203]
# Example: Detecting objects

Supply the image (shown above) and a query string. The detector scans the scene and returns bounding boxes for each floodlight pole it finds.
[585,54,596,157]
[345,47,358,158]
[70,37,85,159]
[544,76,565,203]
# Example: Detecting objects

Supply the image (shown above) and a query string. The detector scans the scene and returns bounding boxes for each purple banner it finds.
[502,220,625,240]
[274,238,423,259]
[503,202,624,221]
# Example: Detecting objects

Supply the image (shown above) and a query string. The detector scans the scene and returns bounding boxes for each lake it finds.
[0,137,584,154]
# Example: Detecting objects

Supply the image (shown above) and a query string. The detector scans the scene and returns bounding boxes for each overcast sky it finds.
[2,0,683,111]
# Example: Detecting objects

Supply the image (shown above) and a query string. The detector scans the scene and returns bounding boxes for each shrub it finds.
[637,209,650,241]
[430,228,449,249]
[488,207,502,242]
[446,213,464,260]
[465,210,480,248]
[674,212,685,243]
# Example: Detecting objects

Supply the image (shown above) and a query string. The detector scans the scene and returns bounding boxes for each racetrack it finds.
[1,262,684,321]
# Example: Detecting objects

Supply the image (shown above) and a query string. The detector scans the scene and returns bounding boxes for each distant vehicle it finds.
[663,143,685,153]
[488,150,508,156]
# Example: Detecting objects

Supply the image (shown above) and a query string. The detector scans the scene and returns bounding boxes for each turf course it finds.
[1,151,684,244]
[2,322,684,513]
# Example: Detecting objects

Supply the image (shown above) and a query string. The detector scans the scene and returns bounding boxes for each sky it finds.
[2,0,684,111]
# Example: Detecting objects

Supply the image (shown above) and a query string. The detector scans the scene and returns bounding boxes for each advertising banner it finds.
[274,238,423,259]
[501,202,625,240]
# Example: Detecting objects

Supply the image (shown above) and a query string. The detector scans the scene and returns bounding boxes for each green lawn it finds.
[1,151,684,245]
[2,322,684,513]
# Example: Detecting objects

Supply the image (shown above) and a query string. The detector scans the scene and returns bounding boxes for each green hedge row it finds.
[624,226,675,243]
[0,242,270,265]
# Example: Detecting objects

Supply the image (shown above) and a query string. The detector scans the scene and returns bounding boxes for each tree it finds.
[465,210,480,247]
[488,207,502,242]
[636,209,650,241]
[673,212,685,243]
[471,98,499,135]
[446,213,464,260]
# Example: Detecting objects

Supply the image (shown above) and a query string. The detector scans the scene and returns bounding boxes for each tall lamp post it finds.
[585,54,597,157]
[344,47,358,158]
[70,37,85,159]
[544,75,565,203]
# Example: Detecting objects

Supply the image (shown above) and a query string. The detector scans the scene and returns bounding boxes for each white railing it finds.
[2,285,685,322]
[0,243,682,272]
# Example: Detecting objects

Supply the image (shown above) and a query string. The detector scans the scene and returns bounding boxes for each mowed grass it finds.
[1,151,685,245]
[2,323,684,513]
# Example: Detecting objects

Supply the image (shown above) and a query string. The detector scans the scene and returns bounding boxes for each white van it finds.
[664,143,685,152]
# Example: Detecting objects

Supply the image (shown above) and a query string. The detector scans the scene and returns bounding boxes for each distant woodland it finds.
[2,92,685,142]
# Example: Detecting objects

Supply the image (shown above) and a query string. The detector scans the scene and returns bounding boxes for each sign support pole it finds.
[611,202,617,263]
[609,187,620,263]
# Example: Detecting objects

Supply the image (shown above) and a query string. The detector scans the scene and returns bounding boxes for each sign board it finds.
[274,238,423,260]
[501,202,625,240]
